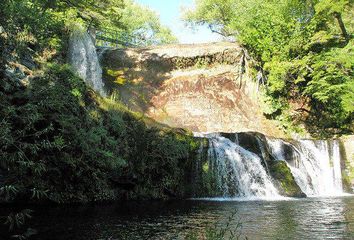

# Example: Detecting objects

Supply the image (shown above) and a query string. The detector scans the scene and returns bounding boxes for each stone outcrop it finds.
[101,43,284,137]
[340,135,354,191]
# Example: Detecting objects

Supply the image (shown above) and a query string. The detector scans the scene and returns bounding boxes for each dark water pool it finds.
[1,196,354,239]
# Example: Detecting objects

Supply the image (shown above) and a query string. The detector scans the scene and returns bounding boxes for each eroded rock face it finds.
[147,72,267,133]
[68,27,105,96]
[340,135,354,191]
[101,42,284,137]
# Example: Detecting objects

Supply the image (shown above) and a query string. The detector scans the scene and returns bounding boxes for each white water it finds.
[195,132,346,200]
[68,27,105,96]
[332,141,343,191]
[266,138,344,197]
[206,134,281,199]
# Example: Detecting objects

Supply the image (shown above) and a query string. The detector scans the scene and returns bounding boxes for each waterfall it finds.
[266,138,344,197]
[198,133,281,199]
[332,141,343,191]
[68,26,105,96]
[193,132,345,199]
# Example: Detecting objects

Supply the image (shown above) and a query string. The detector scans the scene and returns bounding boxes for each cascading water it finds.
[266,138,344,197]
[198,133,281,199]
[332,141,343,191]
[193,132,346,200]
[68,26,105,96]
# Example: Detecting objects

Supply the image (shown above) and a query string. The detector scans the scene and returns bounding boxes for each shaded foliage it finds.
[0,64,197,203]
[0,1,179,238]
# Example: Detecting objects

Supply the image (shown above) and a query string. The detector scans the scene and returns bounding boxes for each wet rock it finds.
[269,161,306,198]
[20,52,37,70]
[340,135,354,193]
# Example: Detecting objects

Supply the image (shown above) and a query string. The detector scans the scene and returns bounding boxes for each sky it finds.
[135,0,222,44]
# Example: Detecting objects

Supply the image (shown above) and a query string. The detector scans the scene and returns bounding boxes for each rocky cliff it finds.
[341,135,354,191]
[100,42,285,137]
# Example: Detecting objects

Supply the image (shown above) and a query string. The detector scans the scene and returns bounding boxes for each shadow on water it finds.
[1,197,354,240]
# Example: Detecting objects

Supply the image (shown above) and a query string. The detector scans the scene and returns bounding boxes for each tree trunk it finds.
[334,12,349,43]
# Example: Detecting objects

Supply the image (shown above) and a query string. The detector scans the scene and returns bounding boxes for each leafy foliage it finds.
[0,0,176,63]
[1,64,197,203]
[107,0,178,46]
[183,0,235,36]
[0,0,179,238]
[185,0,354,135]
[304,43,354,127]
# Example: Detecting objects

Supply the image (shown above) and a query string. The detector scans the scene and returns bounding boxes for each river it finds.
[7,196,352,239]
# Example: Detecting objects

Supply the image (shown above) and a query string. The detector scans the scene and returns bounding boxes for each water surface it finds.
[3,196,354,239]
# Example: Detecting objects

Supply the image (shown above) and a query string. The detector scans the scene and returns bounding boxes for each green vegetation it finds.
[0,0,184,199]
[0,0,175,56]
[0,60,198,238]
[1,0,353,237]
[184,0,354,136]
[199,161,220,197]
[113,0,178,46]
[0,0,184,238]
[0,63,199,201]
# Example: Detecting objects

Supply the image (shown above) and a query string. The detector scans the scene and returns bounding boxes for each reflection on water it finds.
[1,196,354,239]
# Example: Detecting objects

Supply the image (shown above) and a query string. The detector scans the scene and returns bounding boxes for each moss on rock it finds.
[269,161,306,198]
[339,137,354,193]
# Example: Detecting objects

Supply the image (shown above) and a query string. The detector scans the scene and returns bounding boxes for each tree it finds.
[184,0,354,134]
[104,0,178,46]
[183,0,235,36]
[315,0,352,42]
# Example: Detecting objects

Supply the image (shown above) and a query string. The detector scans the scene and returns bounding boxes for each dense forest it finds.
[184,0,353,136]
[0,0,353,239]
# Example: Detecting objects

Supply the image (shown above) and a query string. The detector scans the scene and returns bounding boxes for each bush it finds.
[0,64,198,204]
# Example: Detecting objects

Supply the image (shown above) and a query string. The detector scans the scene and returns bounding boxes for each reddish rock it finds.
[101,42,285,137]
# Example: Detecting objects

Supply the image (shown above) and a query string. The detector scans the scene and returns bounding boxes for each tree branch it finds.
[334,12,350,43]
